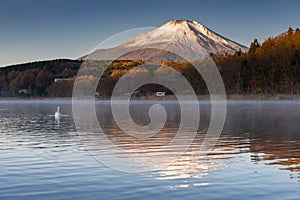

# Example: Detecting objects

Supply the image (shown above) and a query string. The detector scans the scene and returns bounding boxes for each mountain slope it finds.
[83,20,248,61]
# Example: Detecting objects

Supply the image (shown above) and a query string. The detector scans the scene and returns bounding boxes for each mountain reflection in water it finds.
[0,100,299,199]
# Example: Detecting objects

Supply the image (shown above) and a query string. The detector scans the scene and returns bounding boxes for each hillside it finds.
[215,27,300,94]
[0,27,299,98]
[0,59,143,97]
[0,59,82,97]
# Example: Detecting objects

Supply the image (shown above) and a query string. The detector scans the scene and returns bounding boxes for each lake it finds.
[0,100,299,200]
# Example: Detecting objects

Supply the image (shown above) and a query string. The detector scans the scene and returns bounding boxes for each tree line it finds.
[0,59,81,97]
[215,27,300,94]
[0,27,299,97]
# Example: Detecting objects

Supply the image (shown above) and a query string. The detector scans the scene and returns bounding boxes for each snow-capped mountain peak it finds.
[125,20,247,54]
[83,20,248,61]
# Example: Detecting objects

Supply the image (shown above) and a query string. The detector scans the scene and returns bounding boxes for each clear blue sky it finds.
[1,0,300,67]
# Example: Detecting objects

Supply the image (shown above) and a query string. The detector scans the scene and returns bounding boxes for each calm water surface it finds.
[0,100,299,200]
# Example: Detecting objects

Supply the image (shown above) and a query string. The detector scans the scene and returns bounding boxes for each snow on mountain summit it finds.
[125,20,247,54]
[84,20,248,61]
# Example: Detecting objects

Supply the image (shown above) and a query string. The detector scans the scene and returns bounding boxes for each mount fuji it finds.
[83,20,248,62]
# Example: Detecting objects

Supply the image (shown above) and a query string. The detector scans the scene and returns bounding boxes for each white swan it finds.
[55,106,61,119]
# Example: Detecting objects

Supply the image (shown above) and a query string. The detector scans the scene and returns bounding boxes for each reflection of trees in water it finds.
[93,102,243,183]
[224,102,300,181]
[93,102,300,182]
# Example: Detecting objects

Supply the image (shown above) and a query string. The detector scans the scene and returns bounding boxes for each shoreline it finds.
[132,94,300,101]
[1,94,300,101]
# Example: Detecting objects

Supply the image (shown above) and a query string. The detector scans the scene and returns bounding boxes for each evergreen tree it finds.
[249,38,260,54]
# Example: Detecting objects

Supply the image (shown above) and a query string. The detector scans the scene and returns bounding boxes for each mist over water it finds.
[0,100,299,199]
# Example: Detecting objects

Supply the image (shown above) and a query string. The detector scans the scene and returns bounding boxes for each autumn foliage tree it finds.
[1,28,300,97]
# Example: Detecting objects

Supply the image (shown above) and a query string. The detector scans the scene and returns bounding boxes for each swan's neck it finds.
[57,107,60,113]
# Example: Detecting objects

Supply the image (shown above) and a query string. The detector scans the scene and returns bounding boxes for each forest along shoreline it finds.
[0,28,300,99]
